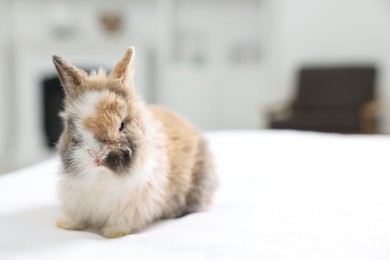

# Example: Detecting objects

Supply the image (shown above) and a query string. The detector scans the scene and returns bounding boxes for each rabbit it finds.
[52,47,217,238]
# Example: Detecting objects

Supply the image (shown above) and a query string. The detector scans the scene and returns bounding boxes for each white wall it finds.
[273,0,390,132]
[0,0,9,171]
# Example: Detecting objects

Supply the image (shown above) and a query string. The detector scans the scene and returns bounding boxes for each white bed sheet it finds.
[1,130,390,260]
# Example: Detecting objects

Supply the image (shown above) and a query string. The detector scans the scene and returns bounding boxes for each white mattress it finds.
[1,130,390,260]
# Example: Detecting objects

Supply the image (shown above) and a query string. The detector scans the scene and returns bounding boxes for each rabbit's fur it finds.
[53,47,217,238]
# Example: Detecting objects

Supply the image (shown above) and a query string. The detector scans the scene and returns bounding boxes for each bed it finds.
[1,130,390,260]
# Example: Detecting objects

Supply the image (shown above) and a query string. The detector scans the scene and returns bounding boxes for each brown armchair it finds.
[268,66,379,134]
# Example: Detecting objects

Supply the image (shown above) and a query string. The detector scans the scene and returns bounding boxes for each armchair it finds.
[268,66,379,134]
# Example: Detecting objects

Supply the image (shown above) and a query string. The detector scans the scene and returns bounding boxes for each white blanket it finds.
[1,130,390,260]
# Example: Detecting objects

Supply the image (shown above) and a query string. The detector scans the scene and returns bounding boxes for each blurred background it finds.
[1,0,390,173]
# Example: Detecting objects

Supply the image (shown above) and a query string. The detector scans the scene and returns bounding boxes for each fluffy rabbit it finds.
[53,47,217,238]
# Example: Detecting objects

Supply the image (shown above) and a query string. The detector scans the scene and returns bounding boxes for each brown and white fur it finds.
[53,47,217,238]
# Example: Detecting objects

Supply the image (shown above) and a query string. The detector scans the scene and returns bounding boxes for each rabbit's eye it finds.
[119,121,125,132]
[71,136,81,145]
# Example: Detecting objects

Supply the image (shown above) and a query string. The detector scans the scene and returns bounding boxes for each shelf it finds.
[166,62,266,75]
[166,0,264,72]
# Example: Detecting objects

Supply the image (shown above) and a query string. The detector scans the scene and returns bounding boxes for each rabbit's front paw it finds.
[56,217,86,231]
[101,226,132,238]
[101,231,129,239]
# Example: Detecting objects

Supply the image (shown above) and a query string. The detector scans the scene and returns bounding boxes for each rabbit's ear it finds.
[52,55,87,98]
[110,47,135,85]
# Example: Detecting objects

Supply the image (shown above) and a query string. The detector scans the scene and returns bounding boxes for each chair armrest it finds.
[265,99,294,121]
[360,99,380,133]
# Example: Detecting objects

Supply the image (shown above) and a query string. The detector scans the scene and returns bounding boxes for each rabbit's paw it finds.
[101,227,131,238]
[56,217,86,231]
[101,231,129,239]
